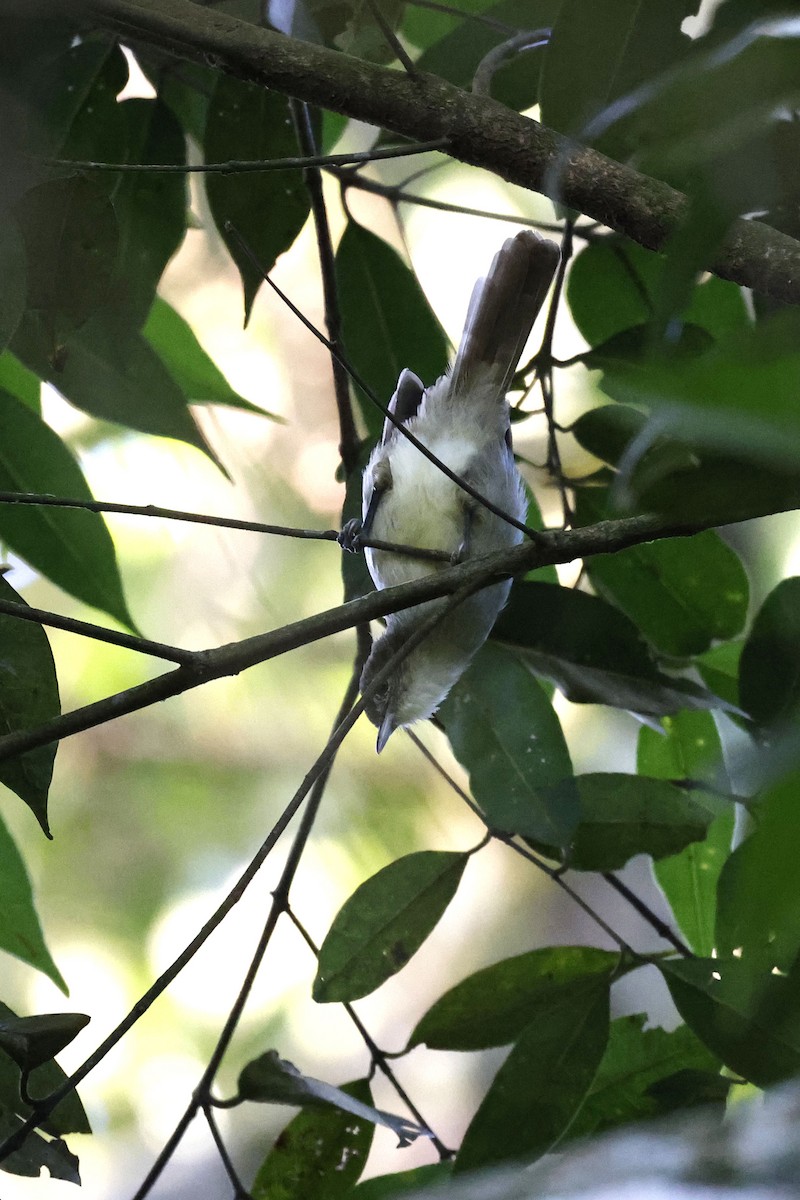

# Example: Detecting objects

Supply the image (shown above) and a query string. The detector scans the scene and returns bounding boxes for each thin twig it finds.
[202,1105,252,1199]
[602,872,693,958]
[0,599,197,665]
[364,0,419,76]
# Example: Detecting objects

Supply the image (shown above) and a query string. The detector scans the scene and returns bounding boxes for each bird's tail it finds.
[448,230,560,400]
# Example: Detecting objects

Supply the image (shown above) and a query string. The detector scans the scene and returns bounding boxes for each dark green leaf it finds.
[408,946,620,1050]
[0,387,136,628]
[238,1051,427,1144]
[0,805,64,984]
[576,490,749,657]
[538,773,722,871]
[0,1108,79,1183]
[455,977,609,1171]
[493,580,728,716]
[351,1163,452,1198]
[0,352,40,412]
[13,311,221,467]
[313,851,468,1002]
[0,221,26,353]
[566,1013,726,1141]
[110,99,187,326]
[143,296,278,415]
[307,0,406,62]
[696,639,742,710]
[716,769,800,973]
[739,578,800,726]
[0,1013,89,1071]
[54,42,129,189]
[205,76,310,321]
[639,711,734,956]
[15,176,118,353]
[251,1078,374,1200]
[0,1004,90,1136]
[439,643,576,844]
[661,956,800,1088]
[335,221,449,441]
[540,0,692,154]
[0,574,60,835]
[581,323,713,372]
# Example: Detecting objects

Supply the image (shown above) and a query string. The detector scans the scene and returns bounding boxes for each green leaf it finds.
[110,98,187,326]
[313,851,468,1002]
[716,769,800,973]
[537,773,722,871]
[0,352,40,412]
[0,575,60,835]
[540,0,692,154]
[0,1013,89,1071]
[408,946,621,1050]
[566,1014,727,1141]
[0,808,65,987]
[639,712,734,956]
[143,296,278,416]
[0,1003,90,1136]
[0,221,26,353]
[455,976,610,1171]
[0,1108,79,1183]
[493,580,728,716]
[439,643,576,844]
[696,639,742,710]
[661,956,800,1088]
[13,311,221,467]
[351,1163,452,1198]
[15,176,118,354]
[576,491,749,657]
[204,76,310,322]
[0,388,135,629]
[238,1051,427,1145]
[251,1078,375,1200]
[739,578,800,726]
[308,0,406,62]
[335,221,449,441]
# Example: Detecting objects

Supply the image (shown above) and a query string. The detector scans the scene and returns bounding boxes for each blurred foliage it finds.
[3,0,800,1195]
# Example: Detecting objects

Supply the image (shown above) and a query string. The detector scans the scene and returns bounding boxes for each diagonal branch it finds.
[79,0,800,304]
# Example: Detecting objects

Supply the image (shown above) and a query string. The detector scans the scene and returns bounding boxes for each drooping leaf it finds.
[0,1108,80,1183]
[566,1013,727,1141]
[638,711,734,956]
[0,387,136,629]
[716,769,800,974]
[455,976,610,1171]
[739,578,800,726]
[661,955,800,1088]
[204,75,310,322]
[14,176,118,354]
[143,296,279,415]
[335,221,449,441]
[439,643,576,844]
[0,1013,89,1071]
[0,805,65,984]
[535,773,722,871]
[0,574,60,836]
[251,1078,375,1200]
[313,851,468,1002]
[408,946,621,1051]
[238,1051,428,1145]
[493,581,731,716]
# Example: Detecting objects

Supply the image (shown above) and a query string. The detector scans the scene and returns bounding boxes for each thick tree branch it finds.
[78,0,800,303]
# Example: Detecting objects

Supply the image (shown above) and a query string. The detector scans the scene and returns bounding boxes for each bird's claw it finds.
[338,518,365,553]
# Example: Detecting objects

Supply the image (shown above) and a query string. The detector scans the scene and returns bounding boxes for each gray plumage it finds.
[357,230,561,750]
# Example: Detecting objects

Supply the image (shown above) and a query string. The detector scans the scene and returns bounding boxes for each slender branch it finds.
[80,0,800,303]
[0,599,196,665]
[202,1105,251,1199]
[0,506,789,763]
[602,872,693,958]
[39,139,449,173]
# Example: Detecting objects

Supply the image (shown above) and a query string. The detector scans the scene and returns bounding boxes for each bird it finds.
[344,229,560,752]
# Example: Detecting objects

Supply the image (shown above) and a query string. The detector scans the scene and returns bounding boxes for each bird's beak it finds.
[376,713,397,753]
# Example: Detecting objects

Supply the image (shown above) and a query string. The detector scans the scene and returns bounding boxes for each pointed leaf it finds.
[0,809,65,987]
[251,1078,375,1200]
[0,575,60,835]
[0,388,135,628]
[639,711,734,955]
[439,643,576,844]
[0,1004,90,1136]
[455,977,610,1171]
[314,851,467,1002]
[204,76,310,321]
[0,353,40,412]
[238,1051,427,1145]
[409,946,621,1051]
[0,1013,89,1072]
[739,578,800,726]
[335,221,449,440]
[0,1108,79,1183]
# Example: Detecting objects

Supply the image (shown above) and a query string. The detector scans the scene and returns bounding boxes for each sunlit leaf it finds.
[0,805,65,985]
[313,851,468,1002]
[439,643,576,844]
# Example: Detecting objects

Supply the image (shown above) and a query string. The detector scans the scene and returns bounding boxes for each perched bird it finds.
[346,230,560,751]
